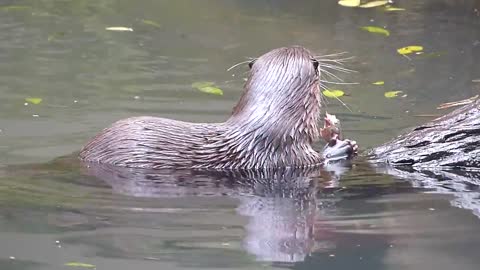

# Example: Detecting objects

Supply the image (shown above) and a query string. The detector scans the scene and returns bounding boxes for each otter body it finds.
[80,47,337,170]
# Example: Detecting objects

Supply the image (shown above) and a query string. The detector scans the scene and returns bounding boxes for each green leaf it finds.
[338,0,360,7]
[0,5,31,11]
[384,91,403,98]
[323,90,345,98]
[397,45,423,55]
[192,82,223,96]
[64,262,96,268]
[360,26,390,36]
[372,81,385,85]
[197,86,223,96]
[360,1,389,8]
[105,27,133,32]
[25,98,43,105]
[191,81,215,88]
[141,20,162,28]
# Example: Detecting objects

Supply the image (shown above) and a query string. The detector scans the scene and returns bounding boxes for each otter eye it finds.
[312,59,319,70]
[248,60,255,69]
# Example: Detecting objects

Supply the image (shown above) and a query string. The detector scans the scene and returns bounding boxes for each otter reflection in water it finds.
[83,162,352,262]
[82,160,480,263]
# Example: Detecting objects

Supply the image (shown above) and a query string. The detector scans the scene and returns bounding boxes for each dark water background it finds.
[1,0,480,269]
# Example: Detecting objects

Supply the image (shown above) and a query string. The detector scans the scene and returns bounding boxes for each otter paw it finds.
[322,138,358,163]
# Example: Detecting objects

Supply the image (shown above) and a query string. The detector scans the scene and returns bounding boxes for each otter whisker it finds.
[227,60,253,71]
[320,63,356,74]
[319,83,329,91]
[319,80,359,85]
[316,56,355,64]
[321,69,344,82]
[319,87,353,112]
[314,51,349,58]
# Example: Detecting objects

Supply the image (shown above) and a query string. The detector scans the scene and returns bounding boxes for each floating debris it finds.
[64,262,96,268]
[0,5,31,11]
[360,26,390,36]
[385,6,406,11]
[141,19,162,28]
[105,26,133,32]
[436,95,478,109]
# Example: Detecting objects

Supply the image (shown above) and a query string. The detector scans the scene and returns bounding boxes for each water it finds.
[1,0,480,269]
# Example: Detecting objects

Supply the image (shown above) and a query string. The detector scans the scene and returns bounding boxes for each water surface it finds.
[1,0,480,269]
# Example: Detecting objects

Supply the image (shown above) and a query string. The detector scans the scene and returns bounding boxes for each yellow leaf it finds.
[323,90,345,98]
[360,26,390,36]
[384,91,403,98]
[372,81,385,85]
[397,46,423,55]
[64,262,96,268]
[360,1,389,8]
[192,82,223,96]
[105,27,133,32]
[338,0,360,7]
[25,98,42,104]
[385,6,406,11]
[141,20,162,28]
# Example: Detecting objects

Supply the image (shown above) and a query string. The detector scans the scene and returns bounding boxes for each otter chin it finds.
[80,46,356,170]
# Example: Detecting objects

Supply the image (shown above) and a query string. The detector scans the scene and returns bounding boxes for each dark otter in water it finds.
[80,46,357,170]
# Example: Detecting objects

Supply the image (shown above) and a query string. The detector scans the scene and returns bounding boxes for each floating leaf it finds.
[141,19,162,28]
[384,91,403,98]
[105,27,133,32]
[418,51,443,58]
[360,26,390,36]
[25,98,43,105]
[0,5,31,11]
[197,86,223,95]
[397,46,423,55]
[360,1,389,8]
[192,81,215,88]
[323,89,345,98]
[338,0,360,7]
[192,82,223,96]
[64,262,96,268]
[47,31,67,42]
[372,81,385,85]
[385,6,406,11]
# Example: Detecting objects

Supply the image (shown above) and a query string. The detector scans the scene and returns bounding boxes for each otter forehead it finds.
[255,46,315,66]
[248,46,319,83]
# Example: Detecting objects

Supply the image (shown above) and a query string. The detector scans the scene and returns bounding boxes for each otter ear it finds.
[312,59,319,70]
[248,60,255,69]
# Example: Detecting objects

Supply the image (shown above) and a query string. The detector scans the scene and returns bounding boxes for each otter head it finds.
[229,46,322,146]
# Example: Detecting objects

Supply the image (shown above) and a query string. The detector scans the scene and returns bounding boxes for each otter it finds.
[79,46,357,170]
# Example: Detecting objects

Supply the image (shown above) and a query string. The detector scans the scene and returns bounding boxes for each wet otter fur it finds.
[80,46,333,170]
